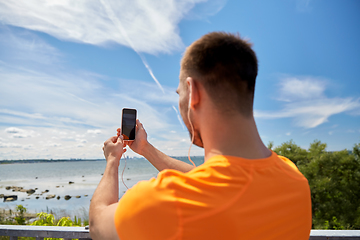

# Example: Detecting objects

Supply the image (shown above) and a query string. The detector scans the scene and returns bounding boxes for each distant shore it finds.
[0,159,105,164]
[0,156,204,164]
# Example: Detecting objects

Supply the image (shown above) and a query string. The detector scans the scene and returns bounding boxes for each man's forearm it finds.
[89,160,119,223]
[142,143,195,172]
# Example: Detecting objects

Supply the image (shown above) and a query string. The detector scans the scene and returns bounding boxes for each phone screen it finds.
[121,108,137,141]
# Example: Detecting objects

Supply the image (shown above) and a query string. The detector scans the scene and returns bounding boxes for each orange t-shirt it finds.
[114,152,312,240]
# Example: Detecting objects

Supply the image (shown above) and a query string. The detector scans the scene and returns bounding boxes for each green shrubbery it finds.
[0,205,88,240]
[271,140,360,229]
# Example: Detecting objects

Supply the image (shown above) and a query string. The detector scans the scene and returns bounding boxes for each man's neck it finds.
[201,112,271,162]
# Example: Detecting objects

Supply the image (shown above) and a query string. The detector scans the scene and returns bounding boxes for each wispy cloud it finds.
[0,26,62,66]
[0,0,225,159]
[4,127,40,138]
[184,0,227,21]
[277,76,326,102]
[255,76,360,128]
[0,58,189,159]
[0,0,224,54]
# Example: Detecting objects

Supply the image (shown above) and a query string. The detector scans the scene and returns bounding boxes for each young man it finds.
[89,32,312,240]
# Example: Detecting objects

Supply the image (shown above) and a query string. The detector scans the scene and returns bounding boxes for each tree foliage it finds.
[273,140,360,229]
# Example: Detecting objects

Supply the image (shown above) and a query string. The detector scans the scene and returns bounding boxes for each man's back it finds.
[89,32,312,240]
[114,152,312,240]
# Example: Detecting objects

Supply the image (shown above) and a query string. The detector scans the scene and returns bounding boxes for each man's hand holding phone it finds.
[117,119,149,156]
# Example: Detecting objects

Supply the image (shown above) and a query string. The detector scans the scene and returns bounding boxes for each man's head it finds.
[177,32,258,147]
[180,31,258,116]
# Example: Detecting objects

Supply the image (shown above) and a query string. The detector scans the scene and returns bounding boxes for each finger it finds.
[119,134,124,141]
[116,135,124,145]
[136,119,142,131]
[104,138,112,146]
[110,136,118,143]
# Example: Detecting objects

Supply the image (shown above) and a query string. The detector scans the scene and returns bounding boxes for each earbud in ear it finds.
[188,91,192,108]
[188,80,192,108]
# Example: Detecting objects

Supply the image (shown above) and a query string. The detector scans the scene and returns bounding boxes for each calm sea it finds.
[0,156,204,218]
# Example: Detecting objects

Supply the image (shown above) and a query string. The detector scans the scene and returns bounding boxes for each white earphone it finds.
[188,80,192,108]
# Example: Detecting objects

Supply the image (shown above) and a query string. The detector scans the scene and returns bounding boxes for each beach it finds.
[0,157,204,219]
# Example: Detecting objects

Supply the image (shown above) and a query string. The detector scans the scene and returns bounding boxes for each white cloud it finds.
[4,127,39,138]
[23,144,34,150]
[255,76,360,128]
[0,0,224,54]
[184,0,227,21]
[4,127,22,134]
[0,26,62,66]
[0,61,188,159]
[43,142,62,148]
[0,0,223,159]
[77,139,88,144]
[0,61,187,159]
[277,76,326,102]
[0,142,22,148]
[87,130,102,135]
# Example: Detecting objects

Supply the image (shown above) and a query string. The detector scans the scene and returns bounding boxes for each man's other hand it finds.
[103,135,126,164]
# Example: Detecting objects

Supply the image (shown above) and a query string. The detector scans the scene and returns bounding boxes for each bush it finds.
[273,140,360,229]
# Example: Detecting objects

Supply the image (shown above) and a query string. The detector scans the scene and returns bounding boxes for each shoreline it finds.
[0,207,38,220]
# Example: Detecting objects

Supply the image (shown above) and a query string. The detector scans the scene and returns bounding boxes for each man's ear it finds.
[186,77,200,109]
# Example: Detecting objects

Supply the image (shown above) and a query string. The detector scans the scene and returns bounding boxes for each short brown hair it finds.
[181,32,258,116]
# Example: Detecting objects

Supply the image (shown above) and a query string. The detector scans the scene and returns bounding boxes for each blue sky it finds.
[0,0,359,160]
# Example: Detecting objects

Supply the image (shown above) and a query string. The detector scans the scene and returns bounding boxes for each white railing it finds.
[1,225,360,239]
[310,230,360,239]
[0,225,91,240]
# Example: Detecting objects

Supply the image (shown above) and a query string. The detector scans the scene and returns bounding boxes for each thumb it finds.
[116,135,124,145]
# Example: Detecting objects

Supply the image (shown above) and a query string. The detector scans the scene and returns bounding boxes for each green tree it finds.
[267,141,274,150]
[273,140,360,229]
[300,145,360,229]
[273,140,308,165]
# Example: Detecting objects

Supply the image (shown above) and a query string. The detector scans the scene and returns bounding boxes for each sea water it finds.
[0,156,204,218]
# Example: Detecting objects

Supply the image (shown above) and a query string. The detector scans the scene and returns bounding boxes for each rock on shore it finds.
[5,186,36,195]
[45,194,56,200]
[4,195,18,202]
[2,183,90,202]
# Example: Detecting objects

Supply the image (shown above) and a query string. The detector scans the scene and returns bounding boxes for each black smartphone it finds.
[121,108,137,141]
